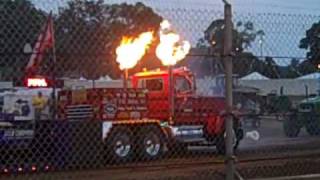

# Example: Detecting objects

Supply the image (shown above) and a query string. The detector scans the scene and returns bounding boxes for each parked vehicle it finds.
[283,96,320,137]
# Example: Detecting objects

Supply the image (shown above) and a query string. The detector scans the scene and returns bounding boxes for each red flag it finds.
[26,13,54,74]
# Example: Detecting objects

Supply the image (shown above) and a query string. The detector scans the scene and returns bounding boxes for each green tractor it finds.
[283,96,320,137]
[266,87,292,121]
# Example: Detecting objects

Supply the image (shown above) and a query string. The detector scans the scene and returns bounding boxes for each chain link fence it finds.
[1,0,320,179]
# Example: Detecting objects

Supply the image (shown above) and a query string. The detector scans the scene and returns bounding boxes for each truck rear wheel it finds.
[105,127,134,163]
[138,126,164,161]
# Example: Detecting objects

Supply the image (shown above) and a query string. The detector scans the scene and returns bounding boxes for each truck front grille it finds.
[299,103,313,113]
[66,104,94,120]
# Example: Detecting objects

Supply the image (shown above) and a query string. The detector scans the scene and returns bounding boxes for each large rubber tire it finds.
[137,126,164,161]
[306,120,320,136]
[216,130,239,155]
[283,118,300,138]
[105,127,134,164]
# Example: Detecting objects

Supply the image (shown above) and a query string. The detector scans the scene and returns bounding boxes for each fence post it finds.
[223,1,235,180]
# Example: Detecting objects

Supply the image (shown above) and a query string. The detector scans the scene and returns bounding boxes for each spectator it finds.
[32,91,47,121]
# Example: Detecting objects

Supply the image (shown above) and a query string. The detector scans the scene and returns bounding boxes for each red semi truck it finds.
[57,67,243,162]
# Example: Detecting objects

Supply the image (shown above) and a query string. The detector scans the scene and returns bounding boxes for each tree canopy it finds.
[55,0,163,79]
[299,20,320,67]
[0,0,46,82]
[197,19,265,77]
[1,0,163,82]
[197,18,317,79]
[198,19,264,54]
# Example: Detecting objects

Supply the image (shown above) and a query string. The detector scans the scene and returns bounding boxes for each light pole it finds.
[258,34,264,58]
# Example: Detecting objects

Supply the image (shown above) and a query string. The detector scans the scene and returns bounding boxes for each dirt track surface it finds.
[3,148,320,180]
[2,118,320,180]
[3,157,320,180]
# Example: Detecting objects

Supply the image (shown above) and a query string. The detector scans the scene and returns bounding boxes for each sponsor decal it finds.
[104,103,117,114]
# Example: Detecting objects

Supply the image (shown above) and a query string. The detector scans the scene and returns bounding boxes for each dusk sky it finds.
[106,0,320,64]
[107,0,320,14]
[32,0,320,65]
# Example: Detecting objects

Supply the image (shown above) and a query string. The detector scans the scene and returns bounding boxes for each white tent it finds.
[0,81,13,89]
[297,73,320,80]
[97,75,112,81]
[240,72,269,80]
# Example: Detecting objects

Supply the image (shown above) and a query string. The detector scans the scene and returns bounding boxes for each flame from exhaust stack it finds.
[156,20,191,66]
[116,32,153,70]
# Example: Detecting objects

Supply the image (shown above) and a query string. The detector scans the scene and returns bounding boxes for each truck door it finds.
[137,77,169,119]
[174,75,195,124]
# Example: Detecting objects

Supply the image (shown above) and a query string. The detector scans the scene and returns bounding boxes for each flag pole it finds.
[50,12,57,121]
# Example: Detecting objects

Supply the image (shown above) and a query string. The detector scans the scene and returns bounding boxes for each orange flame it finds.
[116,32,153,70]
[156,20,191,66]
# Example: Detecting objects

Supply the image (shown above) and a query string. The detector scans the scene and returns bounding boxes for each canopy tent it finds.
[297,73,320,80]
[240,72,269,80]
[97,75,112,81]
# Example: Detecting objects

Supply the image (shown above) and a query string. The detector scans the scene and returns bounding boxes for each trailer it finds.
[0,88,56,173]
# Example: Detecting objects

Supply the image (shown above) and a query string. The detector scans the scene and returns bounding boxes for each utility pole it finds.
[222,1,235,180]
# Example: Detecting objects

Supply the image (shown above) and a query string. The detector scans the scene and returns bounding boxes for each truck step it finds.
[171,125,205,143]
[177,137,206,143]
[178,125,203,130]
[172,125,204,137]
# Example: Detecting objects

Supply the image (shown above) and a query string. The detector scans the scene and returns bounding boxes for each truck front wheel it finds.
[138,126,164,161]
[105,127,134,163]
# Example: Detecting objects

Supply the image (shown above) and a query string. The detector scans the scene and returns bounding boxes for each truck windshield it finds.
[175,76,192,93]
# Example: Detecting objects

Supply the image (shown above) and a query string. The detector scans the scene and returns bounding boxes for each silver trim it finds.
[169,125,204,137]
[102,122,113,140]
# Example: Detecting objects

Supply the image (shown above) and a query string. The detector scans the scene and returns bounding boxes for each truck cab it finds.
[130,67,242,152]
[131,67,195,121]
[132,67,196,98]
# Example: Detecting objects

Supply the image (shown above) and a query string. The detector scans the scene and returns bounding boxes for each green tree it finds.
[202,19,264,54]
[54,0,162,79]
[236,52,265,77]
[261,57,280,78]
[299,20,320,67]
[197,19,265,77]
[0,0,45,83]
[298,60,317,75]
[285,58,301,78]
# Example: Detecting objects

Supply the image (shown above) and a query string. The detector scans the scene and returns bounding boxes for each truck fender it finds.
[206,116,224,135]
